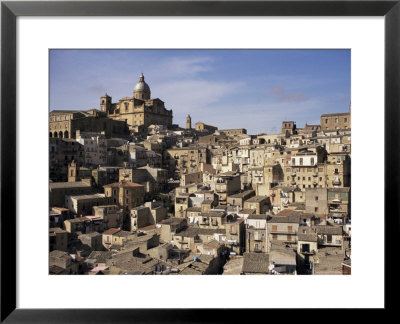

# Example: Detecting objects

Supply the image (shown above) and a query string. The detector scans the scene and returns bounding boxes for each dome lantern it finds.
[133,73,151,100]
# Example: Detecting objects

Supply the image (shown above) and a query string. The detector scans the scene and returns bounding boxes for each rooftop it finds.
[242,252,270,274]
[314,225,343,235]
[298,233,318,242]
[104,180,144,188]
[50,181,92,189]
[67,193,106,200]
[103,228,121,235]
[228,190,255,198]
[247,214,268,220]
[321,112,350,117]
[268,214,301,224]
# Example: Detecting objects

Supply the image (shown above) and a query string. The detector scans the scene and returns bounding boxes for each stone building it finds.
[213,171,241,205]
[186,115,192,129]
[320,112,351,131]
[93,205,123,229]
[305,188,329,214]
[281,121,296,136]
[245,215,268,254]
[49,109,128,139]
[225,216,245,255]
[165,146,208,178]
[50,138,85,182]
[243,196,270,214]
[103,180,145,229]
[100,74,173,130]
[219,128,247,136]
[227,190,255,209]
[65,193,110,216]
[76,131,108,167]
[195,121,218,133]
[49,181,93,208]
[267,213,301,247]
[49,228,68,252]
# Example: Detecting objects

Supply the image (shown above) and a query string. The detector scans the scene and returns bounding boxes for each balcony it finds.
[332,179,342,186]
[301,249,316,255]
[269,230,297,235]
[227,239,238,246]
[230,231,238,235]
[253,248,262,253]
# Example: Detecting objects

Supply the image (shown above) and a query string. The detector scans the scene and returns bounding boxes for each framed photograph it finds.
[1,0,398,321]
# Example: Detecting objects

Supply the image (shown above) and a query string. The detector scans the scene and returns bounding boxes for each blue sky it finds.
[50,49,350,134]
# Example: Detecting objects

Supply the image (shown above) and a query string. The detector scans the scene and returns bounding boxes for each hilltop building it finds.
[100,74,173,131]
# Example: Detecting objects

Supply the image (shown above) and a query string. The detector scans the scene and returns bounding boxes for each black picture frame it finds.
[1,0,398,322]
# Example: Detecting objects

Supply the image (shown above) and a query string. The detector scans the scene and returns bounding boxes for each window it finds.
[335,118,338,123]
[327,234,332,243]
[325,119,328,124]
[302,244,310,253]
[344,117,348,123]
[287,235,292,241]
[300,158,303,166]
[315,207,318,212]
[311,157,314,165]
[288,226,292,232]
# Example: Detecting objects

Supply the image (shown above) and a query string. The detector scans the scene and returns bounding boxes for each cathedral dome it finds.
[134,73,150,92]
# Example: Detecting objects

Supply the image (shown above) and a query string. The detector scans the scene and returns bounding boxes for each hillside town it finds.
[49,74,351,275]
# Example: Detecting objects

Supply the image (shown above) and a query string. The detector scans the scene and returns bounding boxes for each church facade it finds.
[100,74,173,130]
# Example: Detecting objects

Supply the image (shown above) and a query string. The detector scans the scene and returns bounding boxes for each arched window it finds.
[64,130,69,138]
[49,132,52,138]
[54,132,58,138]
[59,131,63,138]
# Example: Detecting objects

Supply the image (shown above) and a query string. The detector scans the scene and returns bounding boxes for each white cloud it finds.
[155,79,244,112]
